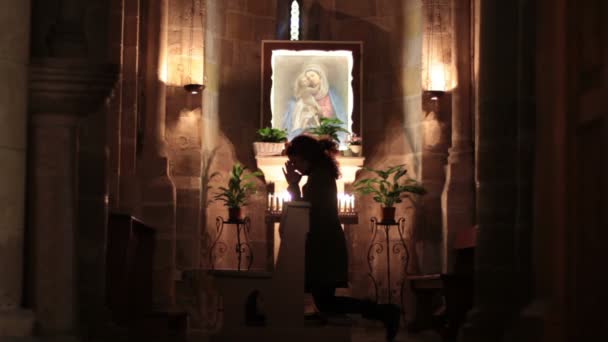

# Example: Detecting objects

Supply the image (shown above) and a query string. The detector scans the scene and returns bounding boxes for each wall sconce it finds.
[422,0,452,109]
[183,0,205,95]
[184,83,205,95]
[423,89,447,113]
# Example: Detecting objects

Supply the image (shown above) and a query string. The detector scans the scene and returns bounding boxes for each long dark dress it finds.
[289,164,348,291]
[286,163,401,341]
[287,163,400,338]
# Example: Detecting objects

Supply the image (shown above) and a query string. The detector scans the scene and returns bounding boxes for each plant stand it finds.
[367,217,410,308]
[209,216,253,271]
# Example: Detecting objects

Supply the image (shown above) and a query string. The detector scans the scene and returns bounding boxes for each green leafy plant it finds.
[306,117,350,142]
[256,127,288,143]
[213,163,263,208]
[353,164,426,207]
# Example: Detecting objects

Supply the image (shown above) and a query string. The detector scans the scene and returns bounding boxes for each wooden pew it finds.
[407,226,477,340]
[441,226,476,340]
[106,214,156,325]
[105,213,188,341]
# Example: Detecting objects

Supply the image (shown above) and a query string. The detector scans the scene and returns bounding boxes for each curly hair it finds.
[286,135,340,179]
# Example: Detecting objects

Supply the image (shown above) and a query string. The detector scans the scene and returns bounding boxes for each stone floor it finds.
[348,316,442,342]
[303,292,443,341]
[0,315,444,342]
[351,326,442,342]
[0,329,443,342]
[185,319,444,342]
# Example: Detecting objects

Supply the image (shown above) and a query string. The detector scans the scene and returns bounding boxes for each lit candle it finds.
[282,191,291,211]
[346,195,351,212]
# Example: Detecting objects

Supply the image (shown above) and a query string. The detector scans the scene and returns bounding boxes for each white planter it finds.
[349,145,362,155]
[253,142,285,156]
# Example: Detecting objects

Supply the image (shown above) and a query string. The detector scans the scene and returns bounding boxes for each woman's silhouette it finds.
[283,135,401,341]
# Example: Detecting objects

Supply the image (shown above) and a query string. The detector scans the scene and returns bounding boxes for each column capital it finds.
[29,58,118,118]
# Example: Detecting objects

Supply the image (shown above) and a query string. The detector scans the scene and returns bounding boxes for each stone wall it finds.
[200,0,276,273]
[165,0,206,273]
[107,0,142,213]
[152,0,278,275]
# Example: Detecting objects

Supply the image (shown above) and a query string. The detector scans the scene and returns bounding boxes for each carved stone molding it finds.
[29,58,118,117]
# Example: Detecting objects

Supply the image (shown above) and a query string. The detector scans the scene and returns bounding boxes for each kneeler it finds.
[209,201,351,342]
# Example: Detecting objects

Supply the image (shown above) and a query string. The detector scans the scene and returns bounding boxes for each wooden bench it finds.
[106,214,156,325]
[407,226,477,339]
[105,214,188,340]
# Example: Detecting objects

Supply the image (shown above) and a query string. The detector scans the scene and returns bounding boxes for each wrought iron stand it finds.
[367,217,410,306]
[209,216,253,271]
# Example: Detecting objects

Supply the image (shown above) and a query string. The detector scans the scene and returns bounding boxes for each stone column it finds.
[47,0,87,57]
[419,0,452,274]
[138,0,177,309]
[0,0,35,337]
[459,0,535,340]
[27,60,116,335]
[115,0,141,214]
[142,0,169,159]
[440,0,475,273]
[419,96,451,274]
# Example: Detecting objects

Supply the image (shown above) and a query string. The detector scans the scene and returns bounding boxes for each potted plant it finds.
[214,163,263,221]
[306,117,350,143]
[353,164,426,223]
[254,127,288,156]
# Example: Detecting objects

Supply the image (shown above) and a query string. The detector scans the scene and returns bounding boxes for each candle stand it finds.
[367,217,410,307]
[209,216,253,271]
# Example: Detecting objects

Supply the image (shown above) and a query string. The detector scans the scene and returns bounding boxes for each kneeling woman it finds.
[283,135,401,341]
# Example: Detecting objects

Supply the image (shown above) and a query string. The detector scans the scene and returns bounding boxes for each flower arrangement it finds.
[349,133,362,146]
[348,133,362,155]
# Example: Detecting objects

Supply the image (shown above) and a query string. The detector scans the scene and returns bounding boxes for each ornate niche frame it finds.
[260,40,363,147]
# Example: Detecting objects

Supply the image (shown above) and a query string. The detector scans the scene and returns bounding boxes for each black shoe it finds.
[245,290,266,326]
[379,304,401,341]
[361,301,401,341]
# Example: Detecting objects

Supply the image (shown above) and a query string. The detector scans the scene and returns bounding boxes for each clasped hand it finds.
[282,160,302,185]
